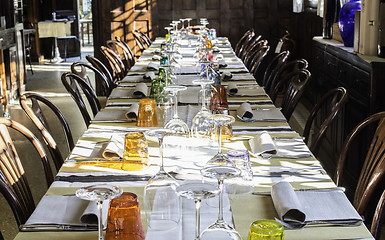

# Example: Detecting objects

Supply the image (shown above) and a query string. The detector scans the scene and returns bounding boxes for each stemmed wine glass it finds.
[186,18,193,35]
[180,18,187,39]
[176,180,220,240]
[144,128,181,230]
[76,184,123,240]
[164,85,189,136]
[165,26,173,41]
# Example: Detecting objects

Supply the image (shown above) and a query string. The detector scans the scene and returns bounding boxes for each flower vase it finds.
[338,0,361,47]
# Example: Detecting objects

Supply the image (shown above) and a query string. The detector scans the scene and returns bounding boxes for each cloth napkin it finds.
[227,83,238,95]
[152,55,161,61]
[271,181,362,228]
[102,134,125,159]
[133,82,148,97]
[237,102,253,119]
[218,59,227,68]
[144,72,156,80]
[147,62,159,71]
[22,195,109,230]
[125,103,139,122]
[221,71,233,81]
[249,131,277,155]
[237,104,286,122]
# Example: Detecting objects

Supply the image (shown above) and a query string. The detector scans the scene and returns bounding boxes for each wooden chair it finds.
[106,39,134,72]
[19,93,74,171]
[259,51,290,86]
[267,59,308,96]
[336,111,385,217]
[61,72,101,127]
[100,46,126,82]
[133,30,148,54]
[115,36,136,64]
[303,87,348,154]
[0,118,53,226]
[86,55,115,88]
[248,45,271,76]
[235,29,254,57]
[134,29,151,46]
[371,189,385,239]
[244,40,269,70]
[273,69,311,120]
[71,61,114,96]
[239,34,263,61]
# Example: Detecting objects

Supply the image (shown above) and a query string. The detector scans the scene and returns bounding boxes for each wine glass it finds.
[164,85,189,136]
[186,18,193,35]
[76,184,123,240]
[165,26,173,42]
[176,180,220,240]
[191,78,214,138]
[180,18,187,39]
[144,128,181,230]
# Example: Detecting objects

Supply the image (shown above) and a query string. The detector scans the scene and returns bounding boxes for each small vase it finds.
[338,0,361,47]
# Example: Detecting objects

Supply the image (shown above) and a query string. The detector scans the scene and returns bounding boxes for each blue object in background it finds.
[338,0,361,47]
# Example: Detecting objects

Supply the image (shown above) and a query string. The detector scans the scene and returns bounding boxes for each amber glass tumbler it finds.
[137,98,158,127]
[122,132,149,171]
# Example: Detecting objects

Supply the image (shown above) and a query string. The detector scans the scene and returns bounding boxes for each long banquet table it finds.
[15,36,375,240]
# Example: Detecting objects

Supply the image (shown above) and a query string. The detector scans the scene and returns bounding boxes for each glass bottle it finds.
[378,0,385,57]
[149,68,169,100]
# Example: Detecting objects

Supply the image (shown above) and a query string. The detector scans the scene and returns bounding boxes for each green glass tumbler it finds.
[247,219,284,240]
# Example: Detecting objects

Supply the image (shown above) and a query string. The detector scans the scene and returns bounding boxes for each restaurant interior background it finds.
[1,0,385,239]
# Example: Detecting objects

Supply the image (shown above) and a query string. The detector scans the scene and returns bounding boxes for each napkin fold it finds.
[237,102,253,119]
[227,83,238,95]
[221,71,233,81]
[249,131,277,155]
[144,72,156,80]
[152,55,161,61]
[133,82,148,97]
[218,59,227,68]
[125,103,139,122]
[271,181,362,228]
[102,134,125,159]
[147,62,159,71]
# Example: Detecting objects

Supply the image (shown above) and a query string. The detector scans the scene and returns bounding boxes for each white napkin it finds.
[227,83,238,95]
[125,103,139,122]
[218,59,227,68]
[133,82,148,97]
[271,181,362,228]
[23,195,109,229]
[144,72,156,80]
[152,55,161,61]
[249,131,277,155]
[221,71,233,80]
[102,134,125,159]
[237,102,253,119]
[147,62,159,71]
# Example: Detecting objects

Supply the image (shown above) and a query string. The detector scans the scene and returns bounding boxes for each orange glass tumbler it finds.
[122,132,149,171]
[137,98,158,127]
[105,192,145,240]
[210,85,229,115]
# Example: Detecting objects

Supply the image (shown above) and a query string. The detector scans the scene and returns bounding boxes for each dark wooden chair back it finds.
[135,29,151,46]
[235,29,254,57]
[0,118,53,226]
[115,36,136,65]
[86,55,115,89]
[371,189,385,239]
[71,61,114,96]
[244,40,269,70]
[336,111,385,216]
[106,39,134,72]
[248,46,270,77]
[100,46,126,82]
[274,69,311,120]
[132,30,148,52]
[267,59,308,96]
[240,34,263,61]
[19,93,74,171]
[260,51,290,87]
[61,72,101,127]
[303,87,348,154]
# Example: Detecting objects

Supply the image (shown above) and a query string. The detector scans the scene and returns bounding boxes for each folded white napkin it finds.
[147,62,159,71]
[221,71,233,81]
[23,195,109,228]
[237,102,253,119]
[227,83,238,95]
[271,181,362,228]
[102,134,125,159]
[218,59,227,68]
[125,103,139,122]
[133,82,148,97]
[152,55,161,61]
[249,131,277,155]
[144,72,156,80]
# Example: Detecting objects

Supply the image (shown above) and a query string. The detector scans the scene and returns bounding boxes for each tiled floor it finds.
[0,48,311,239]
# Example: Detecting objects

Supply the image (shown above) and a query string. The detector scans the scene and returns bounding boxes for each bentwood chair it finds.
[100,46,126,82]
[235,29,254,57]
[248,45,271,76]
[115,36,136,64]
[239,34,263,61]
[106,40,135,72]
[61,72,101,127]
[133,30,149,55]
[0,118,53,227]
[371,189,385,239]
[336,111,385,218]
[135,29,151,46]
[259,51,290,86]
[272,69,312,120]
[243,40,269,70]
[86,55,116,88]
[303,87,348,154]
[71,61,114,96]
[19,93,74,171]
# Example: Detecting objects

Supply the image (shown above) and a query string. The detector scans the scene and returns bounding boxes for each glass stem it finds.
[97,200,103,240]
[217,178,224,222]
[201,84,207,111]
[173,92,179,119]
[195,199,202,240]
[159,137,165,172]
[218,124,222,154]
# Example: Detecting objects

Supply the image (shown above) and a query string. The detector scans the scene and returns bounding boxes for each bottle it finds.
[378,0,385,57]
[149,68,168,99]
[323,0,339,39]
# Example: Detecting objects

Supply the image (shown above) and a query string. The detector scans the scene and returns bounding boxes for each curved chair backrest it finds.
[267,59,308,96]
[276,31,296,54]
[248,45,270,75]
[132,30,147,52]
[336,111,385,216]
[115,36,136,65]
[86,55,115,89]
[235,28,254,57]
[303,87,348,154]
[100,46,126,82]
[260,51,290,87]
[240,34,263,61]
[71,61,113,96]
[0,118,53,226]
[371,189,385,239]
[61,72,101,127]
[106,40,134,72]
[244,40,269,70]
[19,93,74,171]
[276,69,311,120]
[135,29,151,46]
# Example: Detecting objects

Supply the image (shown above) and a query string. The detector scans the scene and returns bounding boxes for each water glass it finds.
[226,150,253,181]
[105,192,145,240]
[122,132,149,171]
[137,98,158,127]
[247,219,284,240]
[210,85,229,115]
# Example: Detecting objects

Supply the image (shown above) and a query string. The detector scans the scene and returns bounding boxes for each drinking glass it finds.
[247,219,284,240]
[137,98,158,127]
[144,129,181,230]
[210,85,229,115]
[191,79,214,138]
[76,184,123,240]
[165,26,173,41]
[186,18,193,35]
[176,180,220,240]
[121,132,149,171]
[180,18,187,39]
[200,165,241,240]
[164,85,189,136]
